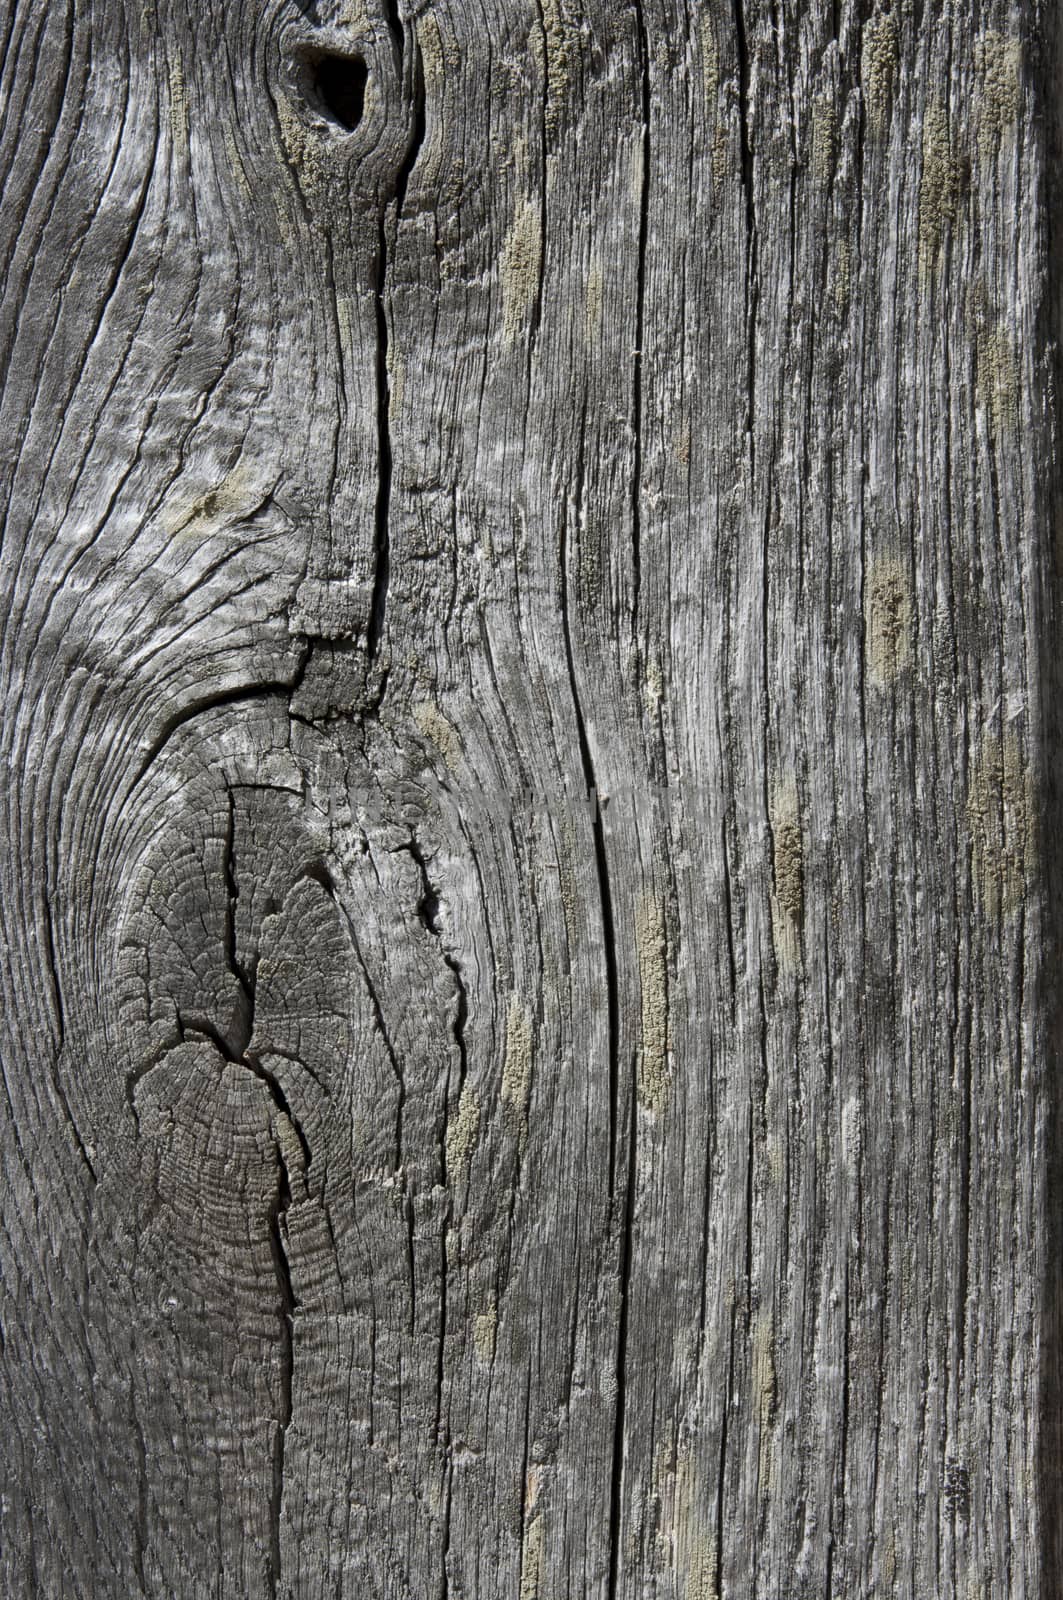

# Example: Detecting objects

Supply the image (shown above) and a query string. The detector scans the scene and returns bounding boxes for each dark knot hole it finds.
[310,52,368,131]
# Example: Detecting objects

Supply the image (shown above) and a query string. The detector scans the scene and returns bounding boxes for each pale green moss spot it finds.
[861,10,899,132]
[711,124,730,185]
[769,775,803,973]
[277,98,330,205]
[833,238,852,314]
[541,0,574,136]
[168,58,189,165]
[976,324,1019,437]
[501,199,543,343]
[413,701,461,770]
[811,95,837,182]
[918,103,962,273]
[585,258,604,344]
[686,1537,718,1600]
[160,463,263,541]
[445,1081,480,1183]
[976,32,1021,159]
[753,1307,776,1492]
[866,554,913,686]
[635,892,669,1112]
[224,128,253,206]
[966,733,1035,918]
[501,993,533,1148]
[644,654,664,716]
[473,1302,497,1363]
[700,13,720,106]
[518,1509,544,1600]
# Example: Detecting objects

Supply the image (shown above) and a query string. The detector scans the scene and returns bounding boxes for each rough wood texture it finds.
[1,0,1060,1595]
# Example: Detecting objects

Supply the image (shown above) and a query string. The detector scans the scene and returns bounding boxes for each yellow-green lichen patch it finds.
[540,0,574,137]
[413,701,462,771]
[752,1307,777,1492]
[866,554,913,687]
[635,891,669,1113]
[501,993,533,1148]
[769,775,803,973]
[653,1441,718,1598]
[276,97,332,207]
[700,12,720,106]
[224,128,253,206]
[644,653,664,716]
[445,1081,480,1184]
[518,1509,545,1600]
[501,198,543,343]
[415,15,449,193]
[861,10,899,133]
[585,257,604,343]
[975,32,1021,160]
[833,238,852,315]
[918,103,962,273]
[160,462,263,542]
[578,520,601,609]
[811,95,837,183]
[473,1302,498,1363]
[966,733,1035,918]
[168,57,189,165]
[686,1536,718,1600]
[711,124,730,185]
[975,324,1019,438]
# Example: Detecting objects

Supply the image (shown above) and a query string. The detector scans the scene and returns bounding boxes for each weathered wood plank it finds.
[0,0,1059,1595]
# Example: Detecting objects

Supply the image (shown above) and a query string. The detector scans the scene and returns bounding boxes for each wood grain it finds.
[0,0,1059,1595]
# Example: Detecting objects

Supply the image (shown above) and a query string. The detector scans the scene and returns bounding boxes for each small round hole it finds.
[310,52,368,131]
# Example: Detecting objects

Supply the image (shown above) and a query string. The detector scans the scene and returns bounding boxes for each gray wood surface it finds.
[1,0,1060,1594]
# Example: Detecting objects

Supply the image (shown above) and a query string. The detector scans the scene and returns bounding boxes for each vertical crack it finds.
[716,1296,738,1600]
[630,0,651,627]
[563,415,633,1599]
[183,800,311,1597]
[367,5,426,664]
[608,1074,638,1600]
[731,0,758,475]
[368,219,393,663]
[223,783,254,1056]
[41,884,97,1182]
[558,453,621,1196]
[267,1129,296,1600]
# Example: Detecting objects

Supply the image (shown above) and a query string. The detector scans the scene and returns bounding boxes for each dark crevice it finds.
[310,52,368,131]
[300,858,335,896]
[222,784,254,1058]
[39,889,96,1183]
[731,0,758,473]
[368,222,393,663]
[441,949,469,1121]
[558,483,621,1197]
[176,977,305,1600]
[392,31,426,223]
[267,1143,296,1600]
[607,1072,638,1600]
[131,1400,148,1594]
[367,12,426,667]
[630,0,651,628]
[716,1298,738,1600]
[434,1209,448,1443]
[381,0,405,68]
[399,834,442,935]
[438,1455,453,1600]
